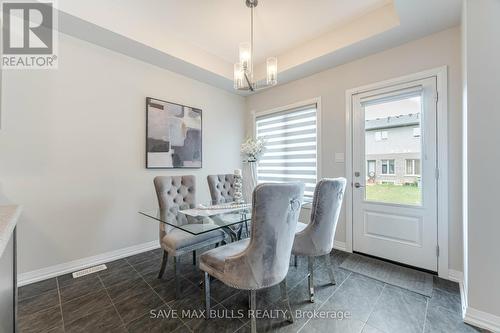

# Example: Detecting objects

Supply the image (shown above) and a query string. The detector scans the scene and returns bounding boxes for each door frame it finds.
[345,66,449,278]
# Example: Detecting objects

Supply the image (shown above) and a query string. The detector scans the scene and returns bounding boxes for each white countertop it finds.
[0,205,21,257]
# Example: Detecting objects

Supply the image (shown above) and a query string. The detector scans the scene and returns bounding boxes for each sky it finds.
[365,96,421,121]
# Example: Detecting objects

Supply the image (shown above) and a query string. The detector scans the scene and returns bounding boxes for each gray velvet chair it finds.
[154,176,226,298]
[207,174,236,204]
[292,178,347,303]
[200,182,304,333]
[207,174,248,238]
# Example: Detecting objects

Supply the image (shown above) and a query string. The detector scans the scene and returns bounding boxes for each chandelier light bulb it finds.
[234,63,244,89]
[266,57,277,86]
[239,42,252,72]
[234,1,276,91]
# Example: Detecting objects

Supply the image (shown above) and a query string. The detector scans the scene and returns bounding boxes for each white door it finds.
[352,77,438,271]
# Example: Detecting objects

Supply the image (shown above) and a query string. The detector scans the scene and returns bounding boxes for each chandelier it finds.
[234,0,277,92]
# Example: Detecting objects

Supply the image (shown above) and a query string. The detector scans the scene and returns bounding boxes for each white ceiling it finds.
[168,0,393,63]
[59,0,391,63]
[55,0,462,94]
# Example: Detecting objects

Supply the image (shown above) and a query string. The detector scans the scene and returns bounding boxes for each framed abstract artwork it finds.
[146,97,202,168]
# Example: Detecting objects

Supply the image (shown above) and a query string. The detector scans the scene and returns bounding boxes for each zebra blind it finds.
[256,104,318,199]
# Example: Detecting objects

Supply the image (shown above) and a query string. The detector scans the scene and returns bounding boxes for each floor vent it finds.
[72,264,107,278]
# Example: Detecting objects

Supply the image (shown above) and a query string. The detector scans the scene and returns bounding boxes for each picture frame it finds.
[146,97,202,169]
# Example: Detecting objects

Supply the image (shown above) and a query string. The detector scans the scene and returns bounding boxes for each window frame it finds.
[374,130,388,141]
[252,97,322,203]
[381,159,395,175]
[345,65,450,278]
[405,159,421,176]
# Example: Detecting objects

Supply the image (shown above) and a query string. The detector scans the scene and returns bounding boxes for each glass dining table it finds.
[139,203,252,242]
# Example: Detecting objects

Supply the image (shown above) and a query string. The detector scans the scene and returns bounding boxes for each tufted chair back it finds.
[153,176,196,241]
[207,174,235,204]
[293,178,347,256]
[223,182,304,289]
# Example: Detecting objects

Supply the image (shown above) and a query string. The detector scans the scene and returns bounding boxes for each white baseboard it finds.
[448,270,500,332]
[448,269,464,283]
[333,240,347,252]
[464,307,500,332]
[18,240,160,286]
[448,269,468,318]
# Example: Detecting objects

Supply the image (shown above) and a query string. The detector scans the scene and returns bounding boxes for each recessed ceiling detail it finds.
[55,0,461,94]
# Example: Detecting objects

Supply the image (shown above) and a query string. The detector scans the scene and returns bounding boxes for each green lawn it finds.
[365,184,421,205]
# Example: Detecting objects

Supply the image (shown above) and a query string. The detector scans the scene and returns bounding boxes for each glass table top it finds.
[139,203,252,236]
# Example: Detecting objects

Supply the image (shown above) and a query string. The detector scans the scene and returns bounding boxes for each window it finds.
[255,103,317,199]
[375,131,388,141]
[405,159,421,175]
[413,127,421,137]
[381,159,395,175]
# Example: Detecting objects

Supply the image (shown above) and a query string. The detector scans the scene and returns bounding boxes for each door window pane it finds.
[364,96,422,205]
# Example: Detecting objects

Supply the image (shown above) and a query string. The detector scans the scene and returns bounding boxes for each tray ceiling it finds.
[55,0,461,94]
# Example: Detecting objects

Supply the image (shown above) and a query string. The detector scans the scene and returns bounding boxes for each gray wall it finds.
[0,33,246,275]
[246,27,463,272]
[366,126,420,155]
[463,0,500,318]
[366,126,421,185]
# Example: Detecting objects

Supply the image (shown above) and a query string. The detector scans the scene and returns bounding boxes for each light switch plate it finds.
[335,152,345,163]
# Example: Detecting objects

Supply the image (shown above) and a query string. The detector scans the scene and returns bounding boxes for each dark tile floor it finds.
[18,248,485,333]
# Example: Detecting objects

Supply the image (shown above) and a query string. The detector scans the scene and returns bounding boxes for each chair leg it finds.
[204,272,211,319]
[308,256,315,303]
[279,279,294,323]
[174,256,181,299]
[324,254,336,285]
[158,250,168,279]
[249,290,257,333]
[294,255,298,267]
[192,251,196,266]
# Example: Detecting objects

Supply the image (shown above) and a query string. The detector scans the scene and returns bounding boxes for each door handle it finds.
[354,182,365,188]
